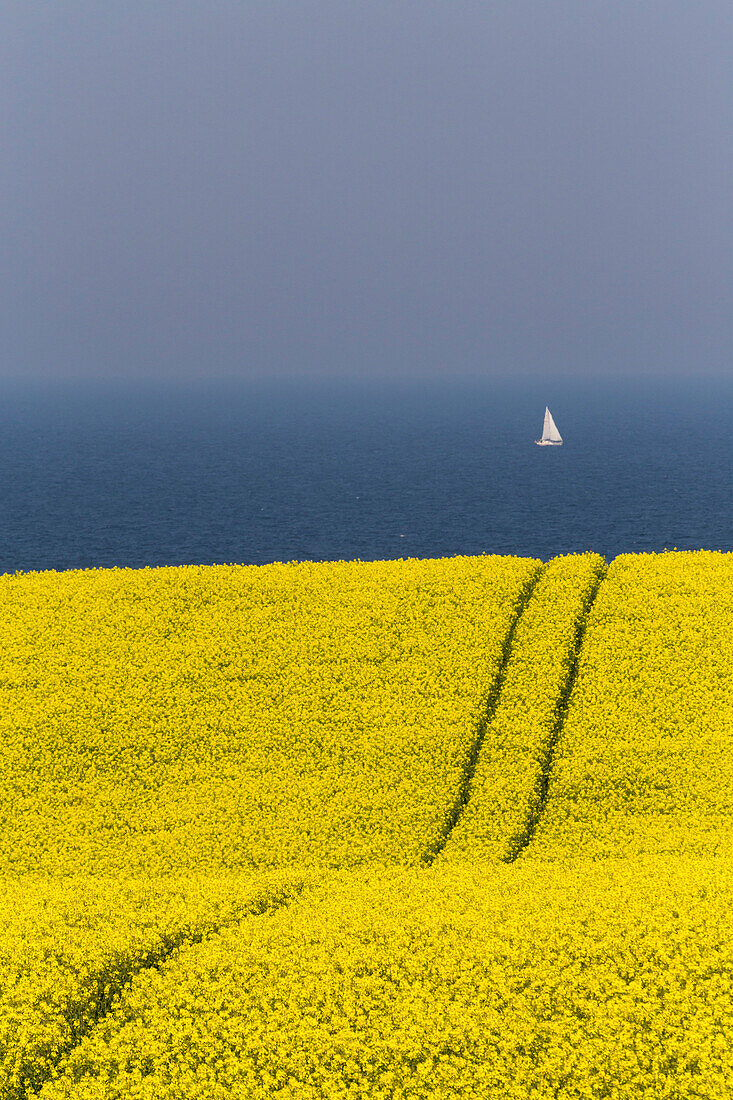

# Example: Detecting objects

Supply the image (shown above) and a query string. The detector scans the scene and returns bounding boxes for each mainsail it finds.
[537,406,563,445]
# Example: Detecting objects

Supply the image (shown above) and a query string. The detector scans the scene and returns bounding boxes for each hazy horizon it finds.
[4,2,733,382]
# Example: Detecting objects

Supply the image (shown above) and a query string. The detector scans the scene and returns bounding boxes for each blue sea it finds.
[0,374,730,575]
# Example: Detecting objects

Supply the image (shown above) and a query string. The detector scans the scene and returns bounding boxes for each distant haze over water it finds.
[0,375,730,574]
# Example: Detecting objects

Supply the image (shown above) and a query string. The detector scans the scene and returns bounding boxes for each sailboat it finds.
[535,406,563,446]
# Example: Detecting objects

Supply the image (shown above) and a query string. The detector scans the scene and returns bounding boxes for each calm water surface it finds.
[0,375,730,574]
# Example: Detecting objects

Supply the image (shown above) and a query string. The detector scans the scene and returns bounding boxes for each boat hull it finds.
[534,440,562,446]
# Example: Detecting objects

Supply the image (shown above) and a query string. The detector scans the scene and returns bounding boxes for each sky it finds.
[2,1,733,381]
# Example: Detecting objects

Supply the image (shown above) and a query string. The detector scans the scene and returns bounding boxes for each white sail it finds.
[538,406,562,445]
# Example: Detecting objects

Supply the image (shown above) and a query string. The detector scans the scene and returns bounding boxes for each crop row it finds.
[529,550,733,860]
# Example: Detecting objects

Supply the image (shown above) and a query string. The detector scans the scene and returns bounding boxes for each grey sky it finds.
[3,1,732,379]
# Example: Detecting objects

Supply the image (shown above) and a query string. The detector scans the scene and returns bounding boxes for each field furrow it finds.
[421,561,545,863]
[440,552,606,864]
[0,874,308,1100]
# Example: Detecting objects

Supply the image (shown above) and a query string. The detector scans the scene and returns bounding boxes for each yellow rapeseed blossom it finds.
[38,860,733,1100]
[0,555,536,875]
[1,550,732,1098]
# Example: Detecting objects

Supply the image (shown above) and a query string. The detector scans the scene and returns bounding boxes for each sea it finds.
[0,373,730,575]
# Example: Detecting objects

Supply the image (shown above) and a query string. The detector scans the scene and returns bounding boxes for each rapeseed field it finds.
[1,550,732,1098]
[0,555,536,875]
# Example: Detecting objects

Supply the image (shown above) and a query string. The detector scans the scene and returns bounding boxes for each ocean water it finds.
[0,374,730,575]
